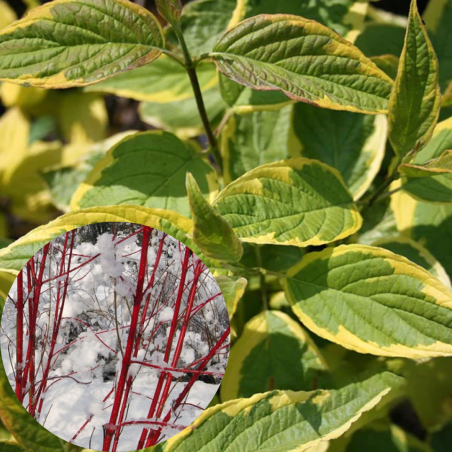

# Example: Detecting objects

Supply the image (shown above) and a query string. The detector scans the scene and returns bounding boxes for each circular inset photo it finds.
[0,223,230,451]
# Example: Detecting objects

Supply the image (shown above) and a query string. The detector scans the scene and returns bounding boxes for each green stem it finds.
[173,25,223,170]
[367,172,399,208]
[362,158,403,212]
[255,246,268,311]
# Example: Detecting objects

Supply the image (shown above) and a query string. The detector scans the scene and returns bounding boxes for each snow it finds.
[115,276,134,298]
[0,225,229,451]
[160,307,174,322]
[181,348,195,365]
[96,233,124,278]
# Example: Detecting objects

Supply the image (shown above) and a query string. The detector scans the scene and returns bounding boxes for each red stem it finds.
[26,244,50,415]
[136,247,191,449]
[146,326,230,447]
[34,231,75,418]
[15,269,24,402]
[102,226,151,452]
[145,260,204,445]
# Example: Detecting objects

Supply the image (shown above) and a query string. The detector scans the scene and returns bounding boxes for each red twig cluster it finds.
[7,225,229,451]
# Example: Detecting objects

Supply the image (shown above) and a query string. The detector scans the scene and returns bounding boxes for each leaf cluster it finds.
[0,0,452,451]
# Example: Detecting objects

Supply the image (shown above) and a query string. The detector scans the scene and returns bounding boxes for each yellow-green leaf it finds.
[400,118,452,203]
[211,14,393,114]
[148,372,404,452]
[215,275,247,319]
[43,132,135,211]
[212,159,362,247]
[57,91,107,145]
[399,150,452,177]
[391,186,452,279]
[0,108,30,190]
[0,0,16,30]
[0,206,220,273]
[221,310,326,401]
[388,0,441,159]
[284,244,452,358]
[373,236,451,289]
[291,103,387,200]
[70,131,218,218]
[0,0,164,88]
[186,172,243,262]
[0,82,47,109]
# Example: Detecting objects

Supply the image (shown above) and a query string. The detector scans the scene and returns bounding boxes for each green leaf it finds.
[423,0,452,93]
[430,420,452,452]
[149,372,404,452]
[42,154,104,211]
[156,0,182,26]
[401,178,452,205]
[139,84,227,138]
[0,422,20,446]
[221,310,326,401]
[291,103,387,200]
[212,158,362,247]
[70,131,218,218]
[220,105,293,183]
[215,275,247,319]
[186,172,243,262]
[240,0,369,40]
[86,56,218,102]
[240,244,304,273]
[0,0,165,88]
[345,422,432,452]
[399,150,452,178]
[284,244,452,358]
[0,206,221,274]
[371,55,400,81]
[388,0,441,159]
[219,73,293,112]
[166,0,239,56]
[355,24,406,58]
[372,236,451,288]
[211,14,393,114]
[388,357,452,432]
